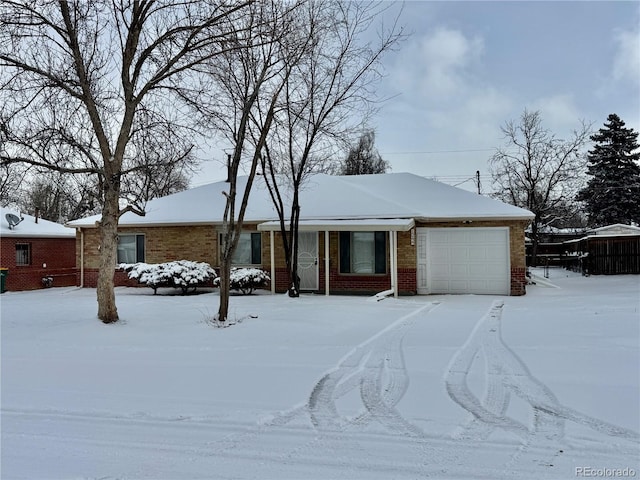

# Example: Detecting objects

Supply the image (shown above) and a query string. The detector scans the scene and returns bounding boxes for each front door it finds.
[297,231,318,290]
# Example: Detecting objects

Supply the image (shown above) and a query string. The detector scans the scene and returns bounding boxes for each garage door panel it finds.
[431,279,449,291]
[485,230,507,242]
[430,264,451,276]
[468,245,488,260]
[468,264,490,276]
[430,231,450,244]
[451,246,470,260]
[486,247,506,261]
[416,227,510,295]
[450,264,470,276]
[485,263,507,277]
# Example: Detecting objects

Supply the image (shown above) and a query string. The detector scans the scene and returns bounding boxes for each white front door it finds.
[416,227,510,295]
[297,231,319,290]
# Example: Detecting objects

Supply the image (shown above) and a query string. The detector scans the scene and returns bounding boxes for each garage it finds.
[416,227,510,295]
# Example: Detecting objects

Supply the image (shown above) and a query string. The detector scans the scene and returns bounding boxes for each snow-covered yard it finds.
[1,269,639,479]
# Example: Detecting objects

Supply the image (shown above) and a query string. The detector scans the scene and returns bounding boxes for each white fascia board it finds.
[415,214,534,222]
[258,218,415,232]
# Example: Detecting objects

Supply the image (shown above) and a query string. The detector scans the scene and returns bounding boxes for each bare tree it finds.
[0,163,30,208]
[0,1,250,323]
[341,129,390,175]
[490,109,591,266]
[199,0,307,322]
[261,0,404,296]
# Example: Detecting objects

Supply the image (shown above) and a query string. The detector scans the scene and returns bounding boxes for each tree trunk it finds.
[287,200,301,297]
[96,186,120,323]
[530,221,539,267]
[218,254,231,322]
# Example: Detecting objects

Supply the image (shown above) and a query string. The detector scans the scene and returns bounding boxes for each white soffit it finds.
[257,218,415,232]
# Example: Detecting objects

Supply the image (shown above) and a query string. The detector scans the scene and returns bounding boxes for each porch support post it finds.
[325,230,330,296]
[80,228,84,288]
[393,230,399,298]
[389,231,396,297]
[270,230,275,294]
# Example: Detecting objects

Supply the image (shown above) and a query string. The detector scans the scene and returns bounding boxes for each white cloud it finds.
[390,27,484,100]
[419,28,483,97]
[612,28,640,84]
[529,94,584,137]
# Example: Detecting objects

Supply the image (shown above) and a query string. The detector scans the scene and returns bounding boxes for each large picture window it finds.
[15,243,31,266]
[339,231,386,274]
[117,234,145,264]
[220,232,261,265]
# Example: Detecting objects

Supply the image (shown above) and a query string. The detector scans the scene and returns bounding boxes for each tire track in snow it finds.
[5,403,636,479]
[268,301,440,477]
[308,301,439,435]
[444,300,640,469]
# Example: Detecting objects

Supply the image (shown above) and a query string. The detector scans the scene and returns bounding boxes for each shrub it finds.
[120,260,217,295]
[214,267,270,295]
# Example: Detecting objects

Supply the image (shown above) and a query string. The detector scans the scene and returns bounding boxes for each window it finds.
[117,234,145,264]
[15,243,31,266]
[339,231,386,274]
[220,232,261,265]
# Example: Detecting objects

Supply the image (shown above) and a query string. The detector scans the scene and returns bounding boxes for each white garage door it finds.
[416,227,510,295]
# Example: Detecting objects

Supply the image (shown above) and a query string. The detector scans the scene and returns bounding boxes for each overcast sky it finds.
[195,1,640,192]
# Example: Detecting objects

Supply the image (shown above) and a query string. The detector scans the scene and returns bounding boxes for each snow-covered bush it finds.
[119,260,217,295]
[214,267,270,295]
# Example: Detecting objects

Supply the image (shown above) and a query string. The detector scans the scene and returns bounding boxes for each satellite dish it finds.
[5,213,23,229]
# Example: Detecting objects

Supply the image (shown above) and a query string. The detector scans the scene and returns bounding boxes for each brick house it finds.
[1,207,77,291]
[68,173,534,296]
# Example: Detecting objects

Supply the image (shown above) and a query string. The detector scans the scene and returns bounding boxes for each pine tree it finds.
[577,114,640,227]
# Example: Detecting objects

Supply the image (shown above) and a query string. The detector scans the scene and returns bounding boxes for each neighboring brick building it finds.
[68,173,534,296]
[1,207,76,292]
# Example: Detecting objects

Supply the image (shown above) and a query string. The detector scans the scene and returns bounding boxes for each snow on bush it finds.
[214,267,270,295]
[119,260,217,295]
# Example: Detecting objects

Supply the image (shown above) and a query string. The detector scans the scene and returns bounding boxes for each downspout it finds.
[270,230,275,294]
[393,230,399,298]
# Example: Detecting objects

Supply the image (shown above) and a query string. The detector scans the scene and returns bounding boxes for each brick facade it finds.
[78,218,530,296]
[1,237,76,291]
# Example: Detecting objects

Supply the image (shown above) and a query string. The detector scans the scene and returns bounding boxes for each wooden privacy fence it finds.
[568,236,640,275]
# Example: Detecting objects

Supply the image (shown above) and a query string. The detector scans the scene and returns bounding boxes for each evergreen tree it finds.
[577,114,640,226]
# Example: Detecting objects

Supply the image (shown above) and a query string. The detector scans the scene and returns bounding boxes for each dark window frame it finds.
[219,231,262,266]
[117,233,145,264]
[339,231,387,275]
[15,243,31,266]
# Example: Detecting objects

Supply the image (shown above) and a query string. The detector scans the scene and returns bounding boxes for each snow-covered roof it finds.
[1,207,76,239]
[587,224,640,236]
[531,225,587,235]
[67,173,534,228]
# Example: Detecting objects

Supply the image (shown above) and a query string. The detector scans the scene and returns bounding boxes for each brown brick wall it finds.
[1,237,76,291]
[78,219,529,295]
[79,225,217,287]
[79,225,216,270]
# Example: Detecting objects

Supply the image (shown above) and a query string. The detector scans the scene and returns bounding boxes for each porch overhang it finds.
[257,218,415,232]
[261,218,414,298]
